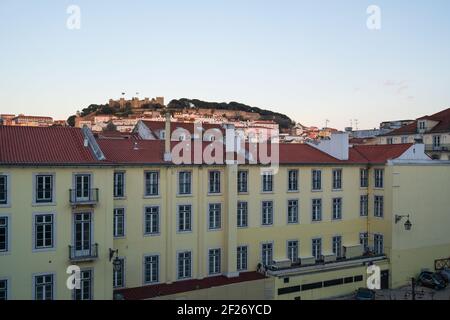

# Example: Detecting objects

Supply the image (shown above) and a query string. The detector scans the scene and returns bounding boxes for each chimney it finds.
[163,110,172,161]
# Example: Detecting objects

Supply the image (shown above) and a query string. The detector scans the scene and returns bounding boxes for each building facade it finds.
[1,124,450,300]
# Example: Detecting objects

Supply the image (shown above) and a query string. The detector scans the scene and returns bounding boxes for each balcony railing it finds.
[69,188,99,206]
[425,144,450,152]
[68,243,98,262]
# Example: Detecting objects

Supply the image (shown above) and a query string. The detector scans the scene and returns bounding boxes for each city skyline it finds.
[1,0,450,129]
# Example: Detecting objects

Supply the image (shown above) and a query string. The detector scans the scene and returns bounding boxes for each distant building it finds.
[0,114,54,127]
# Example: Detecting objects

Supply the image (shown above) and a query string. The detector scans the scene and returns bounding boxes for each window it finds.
[374,196,384,217]
[113,208,125,237]
[178,171,192,195]
[237,170,248,193]
[359,232,369,252]
[178,251,192,279]
[237,201,248,228]
[312,238,322,261]
[401,136,408,144]
[312,199,322,222]
[287,200,299,224]
[287,240,298,263]
[433,135,441,148]
[178,205,192,232]
[374,234,384,255]
[74,174,91,201]
[261,201,273,226]
[332,236,342,258]
[360,195,368,217]
[0,216,8,253]
[209,171,221,194]
[312,170,321,191]
[360,169,368,188]
[262,171,273,192]
[114,172,125,198]
[35,175,53,203]
[386,138,393,145]
[144,171,159,196]
[0,279,7,300]
[113,258,125,288]
[288,170,298,191]
[332,198,342,220]
[34,274,54,300]
[332,169,342,190]
[208,203,221,230]
[0,175,8,205]
[144,255,159,283]
[261,243,273,266]
[74,270,93,300]
[34,214,54,250]
[374,169,384,188]
[237,246,248,271]
[418,121,426,130]
[208,249,221,275]
[144,206,159,235]
[73,213,92,255]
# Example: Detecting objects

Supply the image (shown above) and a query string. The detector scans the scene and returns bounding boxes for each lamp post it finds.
[109,248,121,271]
[395,214,412,231]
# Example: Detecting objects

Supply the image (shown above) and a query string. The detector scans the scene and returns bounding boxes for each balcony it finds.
[425,144,450,152]
[68,243,98,262]
[69,188,99,206]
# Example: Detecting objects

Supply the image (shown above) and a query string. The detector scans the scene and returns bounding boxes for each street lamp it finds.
[395,214,412,231]
[109,248,121,271]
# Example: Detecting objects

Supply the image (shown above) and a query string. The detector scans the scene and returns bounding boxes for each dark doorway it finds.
[381,270,389,289]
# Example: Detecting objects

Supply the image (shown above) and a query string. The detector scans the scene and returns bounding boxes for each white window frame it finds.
[261,171,274,193]
[237,170,248,193]
[0,277,9,300]
[311,199,322,222]
[144,206,160,236]
[0,173,11,208]
[332,235,342,258]
[73,268,93,300]
[113,208,126,238]
[237,201,248,228]
[332,169,342,190]
[287,199,299,224]
[177,250,192,280]
[144,171,159,197]
[113,257,126,289]
[0,214,10,254]
[143,254,160,284]
[113,171,126,198]
[312,169,322,191]
[360,168,368,188]
[374,195,384,218]
[237,245,248,271]
[312,238,322,261]
[261,242,273,267]
[287,169,299,192]
[360,195,369,217]
[208,248,221,275]
[287,240,299,263]
[178,171,192,196]
[374,234,384,255]
[332,198,342,220]
[33,272,55,300]
[33,173,55,205]
[208,170,221,194]
[261,201,274,226]
[374,169,384,189]
[208,203,222,230]
[32,212,56,252]
[178,204,192,233]
[359,232,369,252]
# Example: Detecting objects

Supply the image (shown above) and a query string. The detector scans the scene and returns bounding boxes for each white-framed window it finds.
[178,251,192,280]
[178,171,192,195]
[261,201,273,226]
[418,120,426,130]
[287,200,299,224]
[288,170,298,191]
[332,236,342,258]
[360,168,368,188]
[374,169,384,188]
[261,242,273,267]
[359,232,369,252]
[73,173,92,202]
[73,269,93,300]
[374,196,384,217]
[0,174,9,206]
[332,198,342,220]
[237,170,248,193]
[433,135,441,147]
[360,195,368,217]
[386,138,393,144]
[0,216,9,253]
[73,212,92,255]
[208,248,221,275]
[34,213,54,250]
[374,234,384,255]
[312,238,322,261]
[178,205,192,232]
[113,208,125,238]
[0,279,8,300]
[401,136,408,144]
[262,171,273,192]
[208,171,221,194]
[144,206,159,235]
[312,170,321,191]
[312,199,322,222]
[332,169,342,190]
[114,171,125,198]
[208,203,221,230]
[35,174,54,203]
[34,273,54,300]
[113,258,125,288]
[144,255,159,284]
[287,240,298,263]
[237,246,248,271]
[144,171,159,196]
[237,201,248,228]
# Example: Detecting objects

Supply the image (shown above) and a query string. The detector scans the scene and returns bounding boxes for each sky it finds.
[0,0,449,130]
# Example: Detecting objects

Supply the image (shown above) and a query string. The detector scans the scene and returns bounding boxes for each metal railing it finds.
[425,144,450,152]
[69,188,99,205]
[68,243,98,261]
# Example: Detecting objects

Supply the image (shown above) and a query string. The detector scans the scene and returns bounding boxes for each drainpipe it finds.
[164,110,172,162]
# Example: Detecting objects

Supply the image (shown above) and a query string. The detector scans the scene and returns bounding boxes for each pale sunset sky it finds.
[0,0,449,129]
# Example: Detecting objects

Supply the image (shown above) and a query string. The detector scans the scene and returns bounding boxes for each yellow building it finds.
[1,124,450,300]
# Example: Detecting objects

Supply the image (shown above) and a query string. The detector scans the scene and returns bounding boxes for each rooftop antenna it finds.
[325,119,330,129]
[354,119,359,130]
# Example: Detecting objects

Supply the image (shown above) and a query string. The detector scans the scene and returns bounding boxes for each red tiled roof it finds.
[350,144,412,163]
[114,272,267,300]
[0,126,102,165]
[97,139,166,164]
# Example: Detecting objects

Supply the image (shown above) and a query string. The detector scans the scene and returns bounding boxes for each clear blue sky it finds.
[1,0,449,129]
